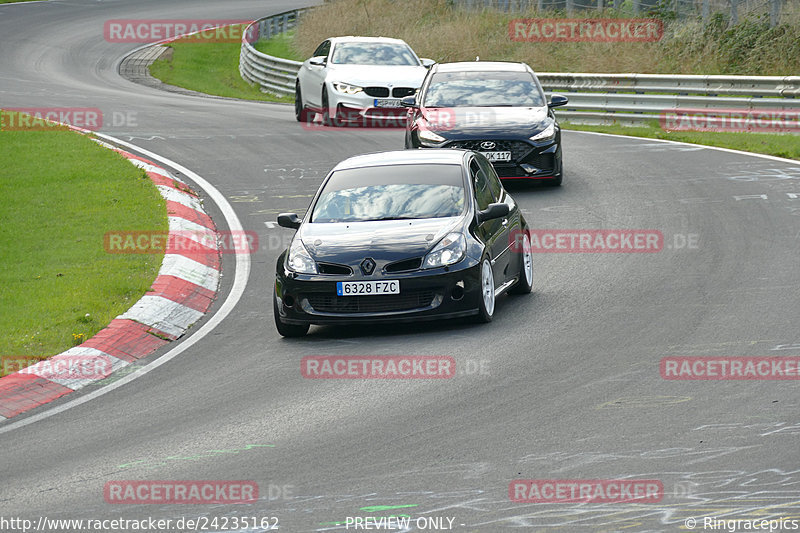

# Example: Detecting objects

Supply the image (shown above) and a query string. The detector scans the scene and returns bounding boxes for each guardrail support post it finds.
[769,0,780,27]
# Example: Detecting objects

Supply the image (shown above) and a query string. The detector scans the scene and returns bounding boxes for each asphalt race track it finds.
[1,1,799,531]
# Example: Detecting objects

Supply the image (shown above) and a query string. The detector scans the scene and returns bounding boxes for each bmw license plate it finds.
[482,151,512,162]
[374,98,403,108]
[337,280,400,296]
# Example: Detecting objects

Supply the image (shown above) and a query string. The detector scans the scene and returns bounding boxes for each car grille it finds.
[364,86,390,97]
[318,263,353,275]
[445,140,533,161]
[384,257,422,273]
[392,87,416,98]
[524,152,555,170]
[304,290,437,314]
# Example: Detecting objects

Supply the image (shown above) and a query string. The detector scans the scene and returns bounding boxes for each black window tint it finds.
[477,156,503,200]
[471,160,494,211]
[313,40,330,58]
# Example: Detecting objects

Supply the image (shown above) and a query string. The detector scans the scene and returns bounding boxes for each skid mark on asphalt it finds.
[596,396,692,409]
[662,339,785,356]
[116,444,275,471]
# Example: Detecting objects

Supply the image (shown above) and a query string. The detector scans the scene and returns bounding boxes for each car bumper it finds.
[275,263,482,326]
[443,138,562,180]
[330,92,409,123]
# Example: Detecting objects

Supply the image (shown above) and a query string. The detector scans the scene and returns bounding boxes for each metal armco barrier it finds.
[239,9,800,127]
[239,10,306,97]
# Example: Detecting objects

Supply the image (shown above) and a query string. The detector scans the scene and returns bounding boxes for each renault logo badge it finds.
[360,258,376,275]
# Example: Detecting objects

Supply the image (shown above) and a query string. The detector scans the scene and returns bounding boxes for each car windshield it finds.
[329,42,419,66]
[311,164,465,223]
[423,70,545,107]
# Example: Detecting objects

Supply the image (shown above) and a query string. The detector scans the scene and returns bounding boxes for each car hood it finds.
[300,217,462,266]
[324,64,428,88]
[422,106,550,139]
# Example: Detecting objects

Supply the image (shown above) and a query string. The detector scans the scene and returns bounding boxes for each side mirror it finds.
[548,94,569,108]
[309,56,326,67]
[420,58,435,68]
[401,95,418,108]
[277,212,302,229]
[477,202,510,223]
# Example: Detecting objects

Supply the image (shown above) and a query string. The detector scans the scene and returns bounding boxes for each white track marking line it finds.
[568,130,800,165]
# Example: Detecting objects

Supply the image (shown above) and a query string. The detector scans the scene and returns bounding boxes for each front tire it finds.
[321,88,342,127]
[474,258,495,323]
[295,82,310,122]
[274,290,309,337]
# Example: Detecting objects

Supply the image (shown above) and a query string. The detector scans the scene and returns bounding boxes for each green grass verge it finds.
[0,113,167,375]
[254,29,303,62]
[148,24,293,103]
[561,121,800,161]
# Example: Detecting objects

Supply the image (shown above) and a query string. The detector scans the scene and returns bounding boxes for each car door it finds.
[470,156,511,287]
[301,40,330,108]
[477,155,522,285]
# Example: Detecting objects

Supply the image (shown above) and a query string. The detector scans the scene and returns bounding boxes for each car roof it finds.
[328,36,410,45]
[331,150,469,171]
[433,61,530,73]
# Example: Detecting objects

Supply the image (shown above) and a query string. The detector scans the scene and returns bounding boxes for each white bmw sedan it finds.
[295,36,434,127]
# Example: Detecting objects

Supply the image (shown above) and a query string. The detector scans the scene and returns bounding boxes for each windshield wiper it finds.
[371,215,420,221]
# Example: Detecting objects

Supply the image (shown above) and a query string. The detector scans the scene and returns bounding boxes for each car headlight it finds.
[332,82,363,95]
[423,232,466,269]
[530,122,556,142]
[286,238,317,274]
[418,125,446,145]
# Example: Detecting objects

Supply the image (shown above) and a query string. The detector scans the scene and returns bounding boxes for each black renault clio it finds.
[273,150,534,337]
[404,61,568,186]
